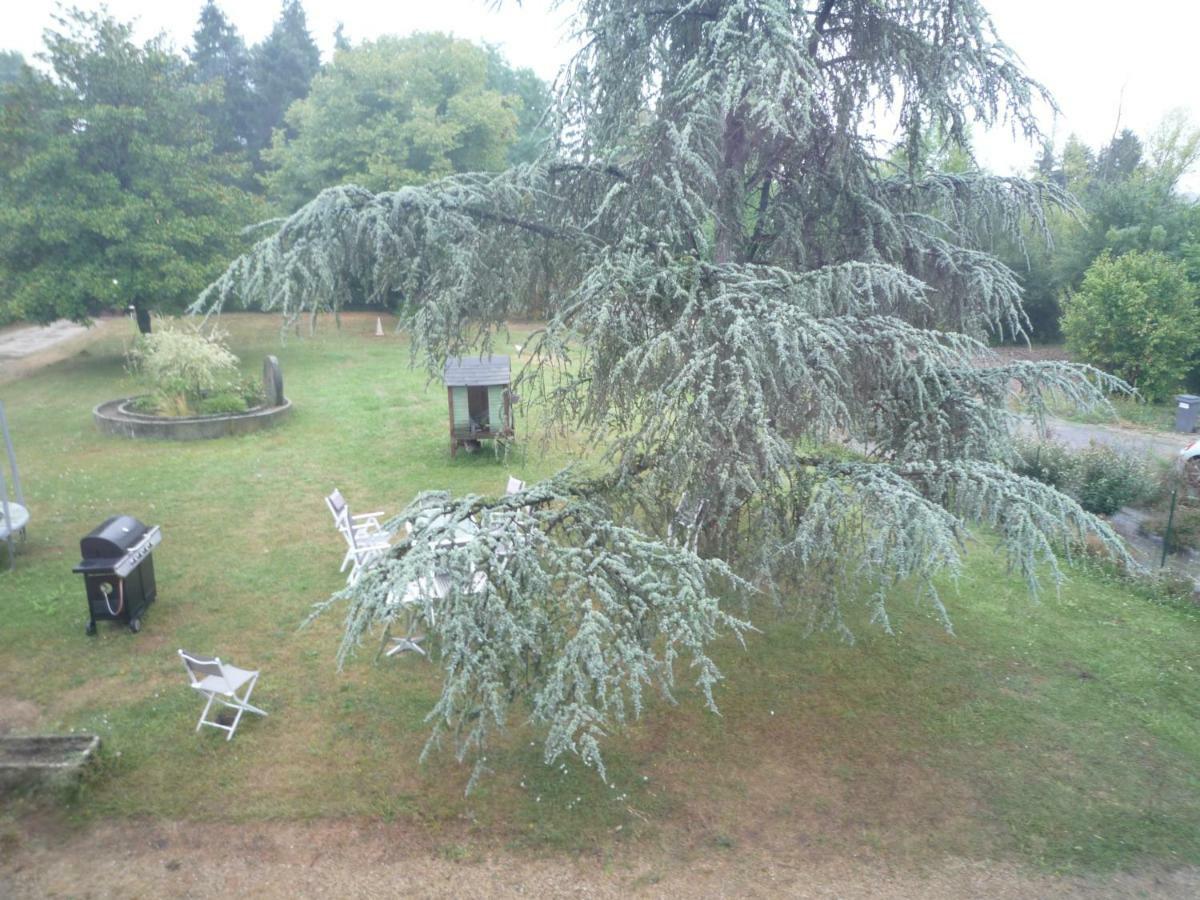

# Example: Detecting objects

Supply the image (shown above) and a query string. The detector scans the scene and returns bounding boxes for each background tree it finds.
[333,23,351,54]
[1062,250,1199,401]
[1001,117,1200,341]
[1065,126,1199,272]
[188,0,254,157]
[483,46,552,165]
[0,49,33,326]
[0,9,259,331]
[246,0,321,161]
[263,34,523,212]
[0,51,25,87]
[199,0,1128,786]
[1094,128,1144,184]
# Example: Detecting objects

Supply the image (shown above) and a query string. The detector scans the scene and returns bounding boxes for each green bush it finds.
[1074,445,1157,514]
[1014,439,1157,515]
[1011,440,1078,492]
[127,395,160,414]
[1062,250,1200,402]
[195,391,249,415]
[236,375,266,409]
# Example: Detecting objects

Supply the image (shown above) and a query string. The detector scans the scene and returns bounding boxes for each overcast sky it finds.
[4,1,1199,189]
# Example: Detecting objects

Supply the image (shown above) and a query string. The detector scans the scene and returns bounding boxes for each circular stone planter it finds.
[93,397,293,441]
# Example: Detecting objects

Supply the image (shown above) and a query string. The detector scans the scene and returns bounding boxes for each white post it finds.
[375,317,384,337]
[0,401,16,570]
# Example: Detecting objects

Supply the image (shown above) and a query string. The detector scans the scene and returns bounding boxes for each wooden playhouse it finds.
[444,355,514,456]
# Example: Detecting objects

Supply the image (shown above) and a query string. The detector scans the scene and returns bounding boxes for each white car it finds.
[1179,438,1200,490]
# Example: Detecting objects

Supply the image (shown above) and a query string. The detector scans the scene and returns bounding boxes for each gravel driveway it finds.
[1028,416,1190,461]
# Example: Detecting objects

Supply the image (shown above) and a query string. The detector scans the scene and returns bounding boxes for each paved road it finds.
[0,320,89,360]
[1021,416,1200,584]
[1024,415,1191,462]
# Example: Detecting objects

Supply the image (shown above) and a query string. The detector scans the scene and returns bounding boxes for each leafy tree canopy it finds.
[1063,250,1199,401]
[1001,114,1200,340]
[483,45,552,165]
[263,34,527,212]
[198,0,1130,787]
[0,8,261,329]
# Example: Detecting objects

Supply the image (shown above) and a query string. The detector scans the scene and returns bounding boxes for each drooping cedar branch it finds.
[197,1,1131,789]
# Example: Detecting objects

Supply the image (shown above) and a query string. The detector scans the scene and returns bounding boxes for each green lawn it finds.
[2,313,1199,873]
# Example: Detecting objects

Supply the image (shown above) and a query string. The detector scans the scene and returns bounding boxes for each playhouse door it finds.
[467,386,490,431]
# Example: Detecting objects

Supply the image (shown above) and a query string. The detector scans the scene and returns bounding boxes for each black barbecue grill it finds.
[73,515,161,635]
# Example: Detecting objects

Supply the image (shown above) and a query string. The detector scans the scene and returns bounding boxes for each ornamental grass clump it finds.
[126,323,260,416]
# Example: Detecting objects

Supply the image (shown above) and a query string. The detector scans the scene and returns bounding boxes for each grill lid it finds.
[80,515,149,560]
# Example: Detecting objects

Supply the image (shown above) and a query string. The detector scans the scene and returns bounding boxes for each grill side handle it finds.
[128,525,162,556]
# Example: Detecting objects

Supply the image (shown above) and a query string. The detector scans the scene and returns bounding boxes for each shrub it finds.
[127,395,160,414]
[1062,250,1200,402]
[1074,444,1157,514]
[196,391,249,415]
[1014,439,1156,515]
[1011,439,1078,492]
[235,375,266,409]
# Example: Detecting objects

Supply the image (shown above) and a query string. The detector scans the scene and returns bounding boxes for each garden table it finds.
[384,569,488,657]
[406,512,479,548]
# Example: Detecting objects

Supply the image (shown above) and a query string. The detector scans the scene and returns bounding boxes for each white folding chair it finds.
[505,476,526,495]
[178,650,267,740]
[339,522,391,584]
[325,488,386,540]
[325,489,391,582]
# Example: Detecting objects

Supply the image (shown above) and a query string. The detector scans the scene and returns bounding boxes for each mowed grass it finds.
[1,313,1199,874]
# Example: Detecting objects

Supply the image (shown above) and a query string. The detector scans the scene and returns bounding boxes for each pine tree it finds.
[197,0,1132,787]
[1095,129,1144,184]
[333,23,351,53]
[188,0,253,155]
[247,0,321,159]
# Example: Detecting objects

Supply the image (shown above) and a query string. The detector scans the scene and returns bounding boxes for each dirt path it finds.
[0,320,89,360]
[0,319,119,384]
[1,817,1196,899]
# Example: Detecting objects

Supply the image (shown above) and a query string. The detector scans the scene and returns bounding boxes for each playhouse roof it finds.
[443,355,511,387]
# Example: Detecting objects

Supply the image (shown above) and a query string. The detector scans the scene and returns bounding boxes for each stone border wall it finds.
[93,397,292,441]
